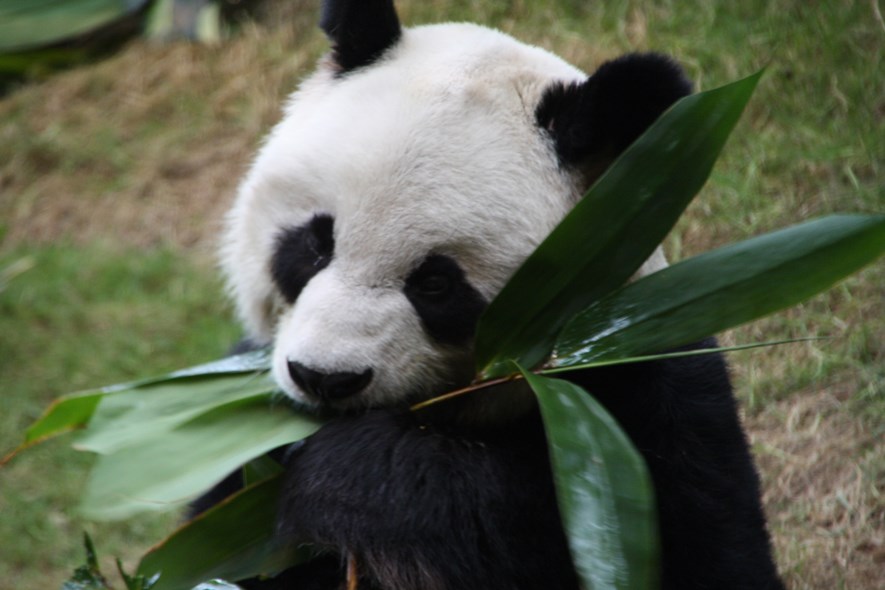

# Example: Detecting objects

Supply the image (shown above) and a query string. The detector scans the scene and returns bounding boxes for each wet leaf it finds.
[139,475,309,590]
[62,534,111,590]
[3,351,272,463]
[552,214,885,368]
[476,72,762,379]
[523,369,658,590]
[77,372,277,454]
[79,400,321,520]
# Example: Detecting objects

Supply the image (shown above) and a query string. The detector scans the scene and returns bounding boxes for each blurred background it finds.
[0,1,882,588]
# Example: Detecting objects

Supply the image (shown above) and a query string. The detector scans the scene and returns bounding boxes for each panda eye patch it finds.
[413,273,452,298]
[404,255,487,345]
[271,214,335,303]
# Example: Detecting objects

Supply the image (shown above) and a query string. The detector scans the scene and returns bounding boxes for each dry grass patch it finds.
[0,13,323,255]
[750,386,885,589]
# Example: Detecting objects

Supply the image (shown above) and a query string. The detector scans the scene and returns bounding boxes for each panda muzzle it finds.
[287,360,374,401]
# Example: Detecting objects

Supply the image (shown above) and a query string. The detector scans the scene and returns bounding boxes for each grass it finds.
[0,244,240,588]
[0,0,882,588]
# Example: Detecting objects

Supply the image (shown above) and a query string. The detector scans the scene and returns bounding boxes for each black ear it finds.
[320,0,402,73]
[536,53,692,169]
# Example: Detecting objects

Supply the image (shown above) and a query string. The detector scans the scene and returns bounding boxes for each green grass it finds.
[0,0,882,588]
[0,244,239,589]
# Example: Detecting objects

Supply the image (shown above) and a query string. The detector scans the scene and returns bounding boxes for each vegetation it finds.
[1,1,882,589]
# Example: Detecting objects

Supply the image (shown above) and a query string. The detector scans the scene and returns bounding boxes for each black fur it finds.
[536,53,693,168]
[277,407,578,590]
[236,341,783,590]
[238,555,343,590]
[271,214,335,304]
[321,0,402,73]
[403,254,488,345]
[571,343,784,590]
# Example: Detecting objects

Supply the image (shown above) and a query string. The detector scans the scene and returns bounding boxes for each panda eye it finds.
[405,256,456,301]
[306,218,334,265]
[403,254,487,345]
[414,274,452,298]
[270,214,335,303]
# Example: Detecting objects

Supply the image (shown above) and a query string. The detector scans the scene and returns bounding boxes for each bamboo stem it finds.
[346,552,359,590]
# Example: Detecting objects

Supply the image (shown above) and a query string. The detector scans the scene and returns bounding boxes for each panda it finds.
[216,1,785,589]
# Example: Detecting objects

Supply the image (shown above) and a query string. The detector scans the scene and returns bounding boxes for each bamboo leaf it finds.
[79,400,322,520]
[90,349,270,395]
[116,560,160,590]
[62,533,112,590]
[3,351,272,463]
[552,214,885,368]
[522,369,658,590]
[24,391,104,445]
[0,0,150,52]
[541,338,822,374]
[242,455,284,487]
[76,373,278,454]
[162,349,271,380]
[476,72,762,379]
[139,475,309,590]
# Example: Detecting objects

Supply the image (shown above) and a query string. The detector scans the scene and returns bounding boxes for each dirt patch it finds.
[749,386,885,589]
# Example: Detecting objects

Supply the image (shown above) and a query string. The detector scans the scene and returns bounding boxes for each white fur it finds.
[222,23,666,406]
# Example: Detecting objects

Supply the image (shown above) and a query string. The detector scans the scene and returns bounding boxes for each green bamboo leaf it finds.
[100,349,271,393]
[476,71,762,379]
[2,351,272,463]
[522,369,658,590]
[63,533,113,590]
[541,338,822,374]
[552,214,885,368]
[116,560,160,590]
[139,475,309,590]
[242,455,284,487]
[163,350,271,380]
[24,391,104,445]
[0,0,150,52]
[76,372,278,454]
[79,400,322,520]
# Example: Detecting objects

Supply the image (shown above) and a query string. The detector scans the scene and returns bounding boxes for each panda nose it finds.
[287,361,373,401]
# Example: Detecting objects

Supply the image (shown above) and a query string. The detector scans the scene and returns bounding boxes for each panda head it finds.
[222,0,691,412]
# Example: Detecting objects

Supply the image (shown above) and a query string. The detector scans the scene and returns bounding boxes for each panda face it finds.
[221,15,689,409]
[223,24,583,408]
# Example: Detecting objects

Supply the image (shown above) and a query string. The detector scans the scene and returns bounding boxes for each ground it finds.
[0,1,883,589]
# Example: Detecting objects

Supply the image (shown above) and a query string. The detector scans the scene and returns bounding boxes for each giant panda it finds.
[217,1,785,589]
